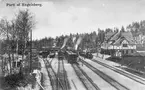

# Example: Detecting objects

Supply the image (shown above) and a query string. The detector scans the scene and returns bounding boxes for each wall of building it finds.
[107,39,136,50]
[107,45,136,50]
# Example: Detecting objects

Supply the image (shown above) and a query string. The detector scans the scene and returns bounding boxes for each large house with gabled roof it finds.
[101,31,136,57]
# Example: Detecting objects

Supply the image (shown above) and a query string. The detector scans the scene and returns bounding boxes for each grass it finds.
[120,56,145,72]
[4,72,36,89]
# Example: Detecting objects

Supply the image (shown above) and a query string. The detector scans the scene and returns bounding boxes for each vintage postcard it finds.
[0,0,145,90]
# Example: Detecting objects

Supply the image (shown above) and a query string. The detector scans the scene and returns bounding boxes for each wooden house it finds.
[101,31,136,57]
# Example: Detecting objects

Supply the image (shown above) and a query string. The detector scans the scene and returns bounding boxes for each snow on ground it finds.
[93,54,121,67]
[93,53,110,59]
[39,58,52,90]
[85,59,145,90]
[93,53,121,66]
[79,63,117,90]
[63,60,86,90]
[93,56,145,81]
[51,58,58,73]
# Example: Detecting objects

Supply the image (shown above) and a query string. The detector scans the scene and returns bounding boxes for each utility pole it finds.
[30,29,32,73]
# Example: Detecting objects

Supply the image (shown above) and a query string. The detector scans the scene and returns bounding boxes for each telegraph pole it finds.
[30,29,32,73]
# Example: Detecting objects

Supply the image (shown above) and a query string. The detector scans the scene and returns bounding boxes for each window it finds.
[123,44,128,47]
[122,50,124,54]
[126,50,128,54]
[131,50,134,53]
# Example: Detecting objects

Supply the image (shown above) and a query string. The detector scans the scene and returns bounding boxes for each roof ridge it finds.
[113,36,122,44]
[106,31,118,42]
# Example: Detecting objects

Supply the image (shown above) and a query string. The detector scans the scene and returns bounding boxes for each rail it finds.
[43,58,63,90]
[91,58,145,85]
[80,59,130,90]
[57,59,70,90]
[72,64,100,90]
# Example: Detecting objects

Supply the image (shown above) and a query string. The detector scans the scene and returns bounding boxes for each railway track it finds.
[91,58,145,85]
[57,59,70,90]
[43,58,63,90]
[80,59,130,90]
[72,64,100,90]
[47,58,54,67]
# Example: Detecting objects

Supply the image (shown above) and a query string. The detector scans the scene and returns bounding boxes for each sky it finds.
[0,0,145,40]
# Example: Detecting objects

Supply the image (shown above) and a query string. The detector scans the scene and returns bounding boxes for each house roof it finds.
[105,32,114,41]
[105,31,135,45]
[110,31,121,41]
[121,31,135,44]
[113,37,124,45]
[114,37,135,45]
[132,31,142,37]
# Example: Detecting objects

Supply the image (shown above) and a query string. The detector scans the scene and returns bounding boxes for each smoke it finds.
[74,36,83,50]
[72,37,76,43]
[61,37,69,49]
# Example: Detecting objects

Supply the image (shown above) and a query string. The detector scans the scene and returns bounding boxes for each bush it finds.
[5,73,26,87]
[4,72,36,88]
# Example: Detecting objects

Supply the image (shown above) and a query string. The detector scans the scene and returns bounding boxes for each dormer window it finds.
[123,44,127,47]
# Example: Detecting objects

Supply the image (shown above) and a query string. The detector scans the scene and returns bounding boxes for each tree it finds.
[0,19,13,74]
[0,9,36,74]
[120,26,125,32]
[98,29,105,44]
[114,27,119,32]
[15,9,35,59]
[105,28,113,33]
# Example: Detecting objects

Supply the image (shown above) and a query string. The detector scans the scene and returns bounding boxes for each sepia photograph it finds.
[0,0,145,90]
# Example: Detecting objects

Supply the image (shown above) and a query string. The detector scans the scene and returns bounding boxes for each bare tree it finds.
[14,9,35,73]
[0,9,35,74]
[0,19,13,74]
[15,9,35,60]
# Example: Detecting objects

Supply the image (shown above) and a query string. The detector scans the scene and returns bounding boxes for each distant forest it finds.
[33,20,145,51]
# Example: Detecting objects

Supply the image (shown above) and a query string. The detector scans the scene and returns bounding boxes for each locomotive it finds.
[57,48,79,64]
[57,48,93,64]
[57,50,65,60]
[79,51,93,59]
[65,50,78,64]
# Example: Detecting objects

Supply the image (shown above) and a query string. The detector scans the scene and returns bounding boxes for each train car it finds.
[85,52,93,59]
[58,50,64,60]
[79,52,86,57]
[41,51,50,58]
[49,52,56,58]
[66,51,78,64]
[79,51,93,59]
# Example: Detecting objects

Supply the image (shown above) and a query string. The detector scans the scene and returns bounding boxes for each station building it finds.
[101,31,136,57]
